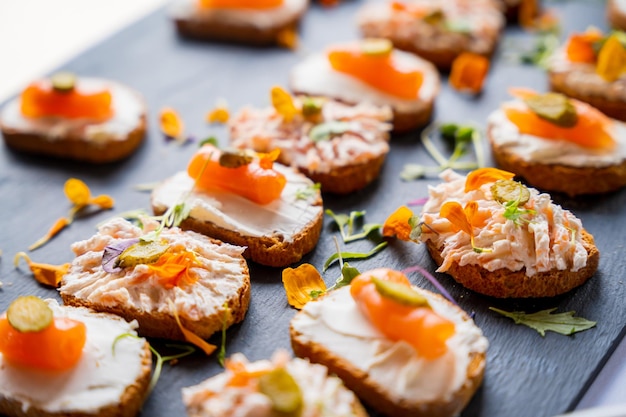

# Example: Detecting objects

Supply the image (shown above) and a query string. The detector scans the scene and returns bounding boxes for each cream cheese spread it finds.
[289,49,440,115]
[183,352,363,417]
[170,0,308,29]
[151,164,323,244]
[0,78,145,144]
[291,286,487,405]
[60,217,248,320]
[488,103,626,167]
[421,169,589,277]
[0,299,146,414]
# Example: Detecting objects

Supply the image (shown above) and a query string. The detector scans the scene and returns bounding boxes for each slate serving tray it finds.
[0,2,624,417]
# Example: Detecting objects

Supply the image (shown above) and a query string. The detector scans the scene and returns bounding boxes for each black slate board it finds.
[1,2,625,417]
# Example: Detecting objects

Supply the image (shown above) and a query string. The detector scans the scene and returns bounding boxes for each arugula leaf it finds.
[309,121,356,142]
[345,223,381,243]
[295,183,321,201]
[199,136,219,147]
[489,307,597,336]
[323,241,388,271]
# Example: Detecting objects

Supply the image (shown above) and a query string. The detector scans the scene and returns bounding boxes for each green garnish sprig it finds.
[325,209,381,243]
[489,307,596,336]
[401,122,485,181]
[295,183,321,201]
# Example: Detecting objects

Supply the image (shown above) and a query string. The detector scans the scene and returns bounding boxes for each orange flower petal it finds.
[90,194,115,210]
[439,201,473,236]
[282,263,326,309]
[206,104,230,124]
[64,178,91,206]
[449,52,490,95]
[271,86,299,122]
[160,107,185,139]
[169,300,216,356]
[596,34,626,82]
[147,251,201,289]
[382,206,414,241]
[464,168,515,192]
[258,148,281,169]
[14,252,69,287]
[29,217,71,251]
[276,27,299,50]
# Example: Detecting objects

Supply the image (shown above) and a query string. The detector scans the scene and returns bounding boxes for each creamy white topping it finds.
[0,299,146,414]
[170,0,308,29]
[60,217,248,320]
[0,78,145,143]
[291,286,487,406]
[229,99,392,174]
[488,103,626,167]
[289,49,440,115]
[421,170,589,276]
[151,164,322,243]
[183,351,363,417]
[616,0,626,12]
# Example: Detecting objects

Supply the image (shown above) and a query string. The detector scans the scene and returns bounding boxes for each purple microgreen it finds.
[102,238,140,273]
[402,265,458,307]
[407,197,429,206]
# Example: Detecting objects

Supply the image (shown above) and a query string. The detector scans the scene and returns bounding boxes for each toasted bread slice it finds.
[0,299,151,417]
[357,0,504,71]
[290,286,488,417]
[59,217,250,341]
[182,351,368,417]
[0,77,146,163]
[229,99,392,194]
[608,0,626,31]
[151,162,323,267]
[171,0,308,46]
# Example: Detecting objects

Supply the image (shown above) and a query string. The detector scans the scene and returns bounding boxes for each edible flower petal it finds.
[449,52,490,94]
[206,102,230,124]
[464,168,515,192]
[64,178,91,206]
[565,28,603,63]
[169,300,217,356]
[382,206,414,241]
[160,107,185,139]
[271,86,299,122]
[440,201,491,253]
[596,34,626,82]
[276,27,299,50]
[282,263,327,309]
[28,217,70,251]
[14,252,69,287]
[147,251,202,289]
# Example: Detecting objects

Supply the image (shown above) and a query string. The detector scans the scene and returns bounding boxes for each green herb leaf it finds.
[309,121,355,142]
[489,307,597,336]
[408,215,423,241]
[445,19,472,34]
[323,241,388,271]
[163,202,191,228]
[400,164,428,181]
[199,136,219,147]
[309,289,324,299]
[344,223,381,243]
[295,183,321,201]
[218,303,231,367]
[327,262,361,291]
[518,33,560,69]
[325,209,369,242]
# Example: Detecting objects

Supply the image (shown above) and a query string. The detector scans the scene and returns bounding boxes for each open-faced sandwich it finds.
[171,0,309,45]
[0,296,151,417]
[229,87,392,194]
[387,168,600,298]
[151,144,323,267]
[0,72,146,163]
[548,28,626,122]
[59,216,251,342]
[289,38,439,133]
[487,88,626,196]
[290,267,488,417]
[608,0,626,31]
[357,0,504,70]
[182,350,368,417]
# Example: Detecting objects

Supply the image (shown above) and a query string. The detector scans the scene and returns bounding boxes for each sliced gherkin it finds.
[524,92,578,128]
[218,150,253,168]
[360,38,393,56]
[7,296,53,333]
[371,277,430,308]
[258,367,303,416]
[491,179,530,205]
[51,72,76,93]
[116,240,170,268]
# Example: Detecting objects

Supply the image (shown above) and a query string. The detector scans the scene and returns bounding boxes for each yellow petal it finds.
[271,86,299,123]
[14,252,69,287]
[440,201,473,236]
[382,206,414,241]
[276,27,298,50]
[169,300,217,356]
[64,178,91,206]
[90,194,115,210]
[282,263,326,309]
[597,35,626,82]
[464,168,515,192]
[206,105,230,124]
[160,107,185,139]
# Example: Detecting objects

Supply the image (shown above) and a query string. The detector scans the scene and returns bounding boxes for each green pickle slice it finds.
[524,92,578,128]
[51,71,77,93]
[361,38,393,56]
[491,179,530,205]
[258,367,303,416]
[6,296,53,333]
[218,150,253,168]
[371,277,430,308]
[117,240,170,268]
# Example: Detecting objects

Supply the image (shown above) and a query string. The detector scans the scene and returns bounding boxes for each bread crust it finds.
[608,0,626,31]
[290,291,486,417]
[0,340,152,417]
[153,204,323,268]
[426,229,599,298]
[1,115,146,163]
[488,125,626,196]
[62,258,250,340]
[300,153,386,194]
[548,70,626,123]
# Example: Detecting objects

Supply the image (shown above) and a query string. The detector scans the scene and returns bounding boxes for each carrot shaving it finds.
[464,168,515,192]
[382,206,414,241]
[147,251,202,289]
[276,27,299,50]
[565,28,603,63]
[258,148,281,169]
[205,102,230,124]
[596,34,626,82]
[271,86,299,122]
[449,52,490,95]
[282,263,327,309]
[160,107,185,139]
[169,300,217,356]
[390,1,428,18]
[14,252,69,287]
[225,358,272,387]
